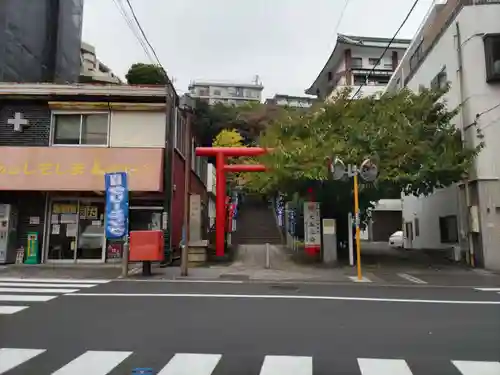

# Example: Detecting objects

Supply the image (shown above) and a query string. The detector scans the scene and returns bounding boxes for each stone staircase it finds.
[232,195,282,245]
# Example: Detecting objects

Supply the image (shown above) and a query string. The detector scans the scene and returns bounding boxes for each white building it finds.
[188,79,263,105]
[385,0,500,270]
[265,94,317,108]
[306,34,411,241]
[306,34,411,101]
[80,42,121,85]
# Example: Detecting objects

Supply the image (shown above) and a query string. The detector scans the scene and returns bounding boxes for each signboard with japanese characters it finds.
[105,172,129,240]
[303,201,321,255]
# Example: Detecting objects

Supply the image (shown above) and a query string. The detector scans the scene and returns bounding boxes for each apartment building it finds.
[79,42,121,84]
[306,33,411,101]
[188,79,263,105]
[385,0,500,269]
[0,83,207,264]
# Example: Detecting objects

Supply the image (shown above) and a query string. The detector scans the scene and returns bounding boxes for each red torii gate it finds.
[195,147,269,256]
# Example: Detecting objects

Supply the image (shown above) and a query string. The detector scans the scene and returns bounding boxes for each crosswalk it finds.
[0,278,110,316]
[0,348,498,374]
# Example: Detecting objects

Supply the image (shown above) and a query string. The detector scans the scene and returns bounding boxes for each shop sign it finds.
[303,201,321,255]
[105,172,129,239]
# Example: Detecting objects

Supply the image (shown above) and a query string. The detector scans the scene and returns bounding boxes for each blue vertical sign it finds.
[105,172,129,239]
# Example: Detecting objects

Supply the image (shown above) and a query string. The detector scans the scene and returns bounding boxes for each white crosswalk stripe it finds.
[452,360,500,375]
[52,350,132,375]
[0,348,498,374]
[157,353,222,375]
[0,278,109,316]
[0,348,45,374]
[259,355,312,375]
[358,358,413,374]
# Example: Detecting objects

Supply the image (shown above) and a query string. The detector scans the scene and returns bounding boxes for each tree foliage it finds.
[241,86,484,244]
[125,63,168,85]
[192,100,291,147]
[212,129,244,148]
[212,129,246,188]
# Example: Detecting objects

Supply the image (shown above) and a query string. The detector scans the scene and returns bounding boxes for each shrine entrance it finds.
[195,147,269,256]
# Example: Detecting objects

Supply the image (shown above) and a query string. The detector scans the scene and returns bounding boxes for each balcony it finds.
[329,84,385,100]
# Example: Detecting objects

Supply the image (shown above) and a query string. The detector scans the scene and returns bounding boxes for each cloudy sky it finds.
[82,0,435,99]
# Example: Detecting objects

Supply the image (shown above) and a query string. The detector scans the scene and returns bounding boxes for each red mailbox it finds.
[129,230,164,262]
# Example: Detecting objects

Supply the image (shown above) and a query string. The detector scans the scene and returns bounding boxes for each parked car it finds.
[388,230,404,248]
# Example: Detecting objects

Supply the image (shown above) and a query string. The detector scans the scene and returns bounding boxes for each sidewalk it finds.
[0,263,127,280]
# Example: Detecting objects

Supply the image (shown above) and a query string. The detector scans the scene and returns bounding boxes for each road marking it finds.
[66,293,500,305]
[157,353,222,375]
[397,273,427,284]
[0,278,110,284]
[475,288,500,291]
[0,306,29,314]
[0,282,97,288]
[0,295,57,302]
[358,358,413,375]
[452,360,500,375]
[51,350,132,375]
[348,276,372,283]
[0,287,78,294]
[259,355,312,375]
[0,348,45,374]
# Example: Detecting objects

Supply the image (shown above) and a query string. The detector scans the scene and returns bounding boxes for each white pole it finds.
[348,212,354,266]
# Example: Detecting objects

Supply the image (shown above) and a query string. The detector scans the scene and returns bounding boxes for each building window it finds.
[439,215,458,243]
[368,58,380,66]
[430,67,447,90]
[353,75,367,85]
[414,218,420,237]
[213,89,221,96]
[484,33,500,83]
[351,57,363,68]
[327,71,333,81]
[52,113,108,146]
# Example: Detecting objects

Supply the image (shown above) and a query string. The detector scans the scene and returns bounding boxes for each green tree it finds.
[243,86,484,246]
[125,63,167,85]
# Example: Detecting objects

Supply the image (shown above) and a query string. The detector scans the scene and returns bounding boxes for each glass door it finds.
[47,201,79,262]
[77,202,105,261]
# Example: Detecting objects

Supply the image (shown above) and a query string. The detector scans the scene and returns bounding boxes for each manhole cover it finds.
[270,284,299,291]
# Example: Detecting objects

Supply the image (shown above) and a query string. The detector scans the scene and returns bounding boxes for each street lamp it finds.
[329,157,378,281]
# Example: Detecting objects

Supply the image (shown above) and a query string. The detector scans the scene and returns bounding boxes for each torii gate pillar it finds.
[196,147,269,256]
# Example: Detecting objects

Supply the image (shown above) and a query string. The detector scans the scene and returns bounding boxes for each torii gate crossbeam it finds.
[196,147,269,256]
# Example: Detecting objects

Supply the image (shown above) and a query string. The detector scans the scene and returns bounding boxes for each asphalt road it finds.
[0,279,499,374]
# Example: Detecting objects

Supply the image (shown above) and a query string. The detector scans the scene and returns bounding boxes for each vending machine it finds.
[0,204,18,264]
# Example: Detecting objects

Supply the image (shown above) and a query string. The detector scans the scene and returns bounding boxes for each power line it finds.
[333,0,351,39]
[112,0,155,63]
[123,0,175,89]
[347,0,421,106]
[124,0,163,69]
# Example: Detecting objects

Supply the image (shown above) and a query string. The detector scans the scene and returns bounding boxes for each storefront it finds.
[44,197,165,263]
[0,146,165,264]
